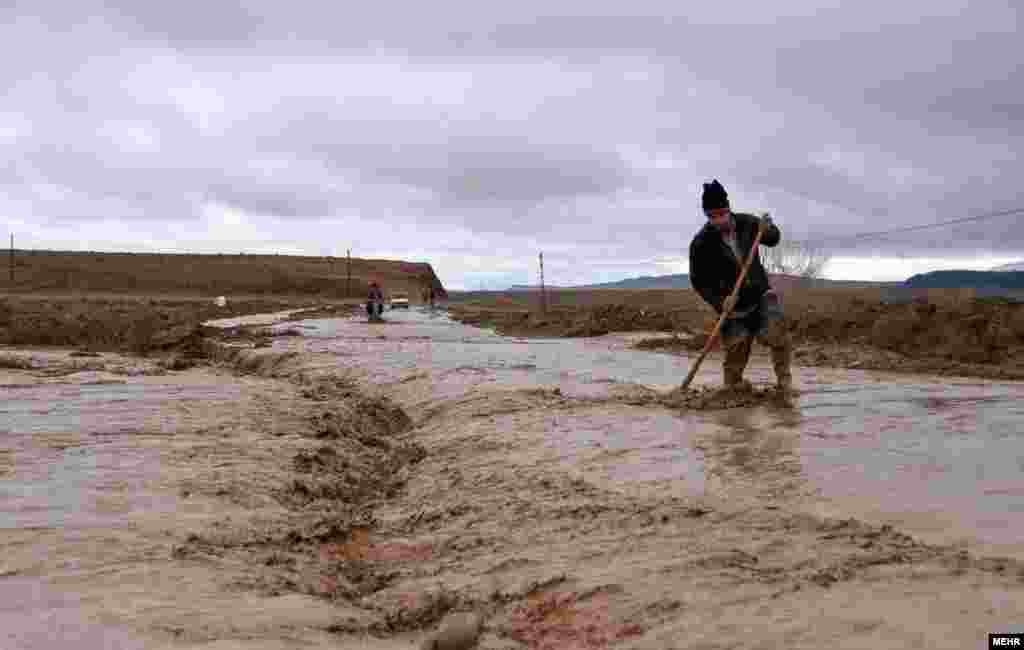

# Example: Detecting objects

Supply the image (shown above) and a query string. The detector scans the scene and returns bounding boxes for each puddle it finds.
[1,381,244,522]
[1,382,241,436]
[0,378,252,647]
[790,381,1024,553]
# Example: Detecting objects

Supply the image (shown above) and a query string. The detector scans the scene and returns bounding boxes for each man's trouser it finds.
[719,291,792,387]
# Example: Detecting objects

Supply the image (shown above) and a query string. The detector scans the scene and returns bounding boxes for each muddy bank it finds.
[0,294,350,355]
[448,296,1024,381]
[169,353,428,615]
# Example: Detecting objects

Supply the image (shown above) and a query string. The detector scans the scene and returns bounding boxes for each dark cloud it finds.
[4,0,1023,285]
[366,140,631,205]
[200,182,337,219]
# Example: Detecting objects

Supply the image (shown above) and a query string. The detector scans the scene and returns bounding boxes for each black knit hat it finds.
[702,179,729,211]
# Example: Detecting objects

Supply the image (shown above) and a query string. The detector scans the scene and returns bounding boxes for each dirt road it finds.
[2,307,1022,649]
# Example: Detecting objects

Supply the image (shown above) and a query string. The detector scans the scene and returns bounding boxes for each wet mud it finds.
[0,294,331,355]
[2,306,1023,648]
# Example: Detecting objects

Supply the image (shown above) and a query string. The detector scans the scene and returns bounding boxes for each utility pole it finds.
[346,249,351,298]
[539,252,547,315]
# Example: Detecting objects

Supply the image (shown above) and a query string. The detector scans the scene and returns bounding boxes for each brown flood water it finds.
[285,307,1024,558]
[1,369,242,648]
[1,355,343,649]
[1,305,1022,648]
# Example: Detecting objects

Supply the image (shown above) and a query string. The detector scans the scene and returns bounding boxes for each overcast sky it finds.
[3,1,1022,289]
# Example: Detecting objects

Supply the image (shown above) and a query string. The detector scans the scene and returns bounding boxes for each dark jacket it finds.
[689,212,780,314]
[368,286,383,302]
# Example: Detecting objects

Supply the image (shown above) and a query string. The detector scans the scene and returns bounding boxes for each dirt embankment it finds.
[0,295,357,357]
[448,292,1024,380]
[170,352,427,608]
[2,249,446,299]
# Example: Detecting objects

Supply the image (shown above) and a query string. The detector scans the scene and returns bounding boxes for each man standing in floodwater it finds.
[367,280,384,321]
[688,179,794,395]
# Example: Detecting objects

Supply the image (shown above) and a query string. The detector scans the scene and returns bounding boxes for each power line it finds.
[809,207,1024,244]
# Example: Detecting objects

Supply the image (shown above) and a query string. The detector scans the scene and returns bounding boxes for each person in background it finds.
[367,280,384,321]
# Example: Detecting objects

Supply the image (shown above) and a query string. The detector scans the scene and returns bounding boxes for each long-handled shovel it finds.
[680,219,769,391]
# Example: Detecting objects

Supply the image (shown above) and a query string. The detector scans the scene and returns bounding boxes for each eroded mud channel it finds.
[2,308,1023,649]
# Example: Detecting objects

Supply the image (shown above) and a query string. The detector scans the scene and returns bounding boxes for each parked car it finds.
[390,292,410,309]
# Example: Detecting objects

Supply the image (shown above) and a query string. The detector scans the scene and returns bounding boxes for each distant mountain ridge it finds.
[905,270,1024,289]
[506,273,903,291]
[507,274,690,290]
[579,274,692,289]
[991,261,1024,271]
[506,269,1024,293]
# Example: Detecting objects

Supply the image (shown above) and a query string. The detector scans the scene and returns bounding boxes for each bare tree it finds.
[759,238,831,279]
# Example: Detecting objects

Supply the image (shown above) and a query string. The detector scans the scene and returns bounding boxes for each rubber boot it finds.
[723,334,754,391]
[770,342,794,398]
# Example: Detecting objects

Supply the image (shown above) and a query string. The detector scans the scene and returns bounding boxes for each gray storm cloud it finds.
[2,0,1022,274]
[365,139,631,205]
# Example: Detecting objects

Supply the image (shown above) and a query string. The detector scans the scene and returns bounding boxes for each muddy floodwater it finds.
[283,307,1024,558]
[2,306,1023,649]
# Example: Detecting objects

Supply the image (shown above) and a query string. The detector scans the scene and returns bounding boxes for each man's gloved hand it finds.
[721,294,738,314]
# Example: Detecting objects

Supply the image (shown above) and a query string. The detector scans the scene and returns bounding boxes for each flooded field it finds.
[2,306,1022,648]
[286,307,1024,558]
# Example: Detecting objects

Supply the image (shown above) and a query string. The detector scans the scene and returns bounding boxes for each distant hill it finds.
[508,274,689,290]
[496,269,1024,304]
[3,249,447,299]
[807,278,904,288]
[578,274,692,289]
[991,261,1024,271]
[507,273,904,291]
[905,270,1024,289]
[506,284,569,291]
